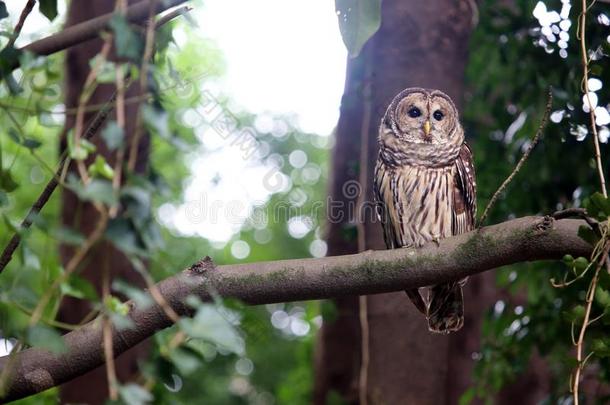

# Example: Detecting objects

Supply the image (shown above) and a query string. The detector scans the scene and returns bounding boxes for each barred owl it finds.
[373,88,476,334]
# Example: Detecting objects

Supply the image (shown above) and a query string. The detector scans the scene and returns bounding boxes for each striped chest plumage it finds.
[375,162,456,248]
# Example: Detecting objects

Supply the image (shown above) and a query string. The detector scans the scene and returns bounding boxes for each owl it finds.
[373,88,477,334]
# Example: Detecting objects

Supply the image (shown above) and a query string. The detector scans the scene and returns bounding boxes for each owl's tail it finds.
[427,281,464,334]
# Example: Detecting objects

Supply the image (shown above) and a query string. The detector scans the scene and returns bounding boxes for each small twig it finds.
[102,257,118,401]
[478,89,553,227]
[6,0,37,49]
[572,242,610,405]
[578,0,608,198]
[28,208,109,326]
[127,0,158,172]
[73,39,113,183]
[552,208,600,235]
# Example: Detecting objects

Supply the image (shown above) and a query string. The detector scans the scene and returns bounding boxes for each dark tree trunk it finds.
[314,1,499,403]
[58,1,150,403]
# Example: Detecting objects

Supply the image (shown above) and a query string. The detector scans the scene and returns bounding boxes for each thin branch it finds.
[478,89,553,227]
[572,242,610,405]
[0,216,593,402]
[578,0,608,198]
[127,0,158,172]
[6,0,37,49]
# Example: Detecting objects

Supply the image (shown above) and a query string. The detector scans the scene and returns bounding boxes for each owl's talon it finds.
[431,236,441,247]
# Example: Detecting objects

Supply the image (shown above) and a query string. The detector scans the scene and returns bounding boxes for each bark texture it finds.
[0,217,593,402]
[315,0,480,404]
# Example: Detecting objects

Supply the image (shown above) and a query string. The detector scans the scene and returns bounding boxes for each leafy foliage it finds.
[461,0,610,402]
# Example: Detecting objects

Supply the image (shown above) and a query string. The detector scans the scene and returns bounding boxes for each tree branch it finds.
[0,216,592,402]
[21,0,189,57]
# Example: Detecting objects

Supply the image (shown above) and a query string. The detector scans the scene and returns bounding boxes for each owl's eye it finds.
[433,110,444,121]
[407,107,421,118]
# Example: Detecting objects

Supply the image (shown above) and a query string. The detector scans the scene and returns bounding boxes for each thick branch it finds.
[0,216,592,402]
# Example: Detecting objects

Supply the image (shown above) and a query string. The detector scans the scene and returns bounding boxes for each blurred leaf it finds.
[61,275,98,301]
[105,218,147,256]
[54,227,86,245]
[141,104,170,139]
[335,0,381,58]
[39,0,58,21]
[88,155,115,180]
[112,279,153,309]
[592,338,610,358]
[0,2,7,21]
[587,192,610,219]
[0,45,21,79]
[27,325,66,354]
[178,304,243,355]
[118,383,152,405]
[89,55,118,83]
[596,286,610,308]
[109,14,143,61]
[69,176,117,206]
[8,128,41,150]
[0,170,18,192]
[168,347,203,376]
[578,225,598,245]
[105,295,130,316]
[102,121,125,151]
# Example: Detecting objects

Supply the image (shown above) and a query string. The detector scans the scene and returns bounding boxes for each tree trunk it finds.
[315,1,494,403]
[58,1,150,403]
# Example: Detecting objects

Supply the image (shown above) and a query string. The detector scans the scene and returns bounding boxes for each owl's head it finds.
[380,88,463,146]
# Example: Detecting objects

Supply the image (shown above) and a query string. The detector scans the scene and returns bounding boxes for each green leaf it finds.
[118,383,152,405]
[61,275,98,301]
[0,170,18,192]
[109,14,143,61]
[335,0,381,58]
[88,155,115,180]
[596,287,610,308]
[69,176,117,206]
[7,128,41,150]
[27,325,66,354]
[592,338,610,357]
[101,121,124,151]
[89,55,118,83]
[168,347,203,376]
[39,0,58,21]
[0,45,21,80]
[105,218,147,256]
[178,304,244,355]
[141,104,170,139]
[577,225,598,245]
[112,280,153,309]
[588,192,610,219]
[105,295,130,316]
[0,2,8,21]
[54,227,86,245]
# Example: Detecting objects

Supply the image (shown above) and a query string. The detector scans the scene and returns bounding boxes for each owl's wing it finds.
[373,159,400,249]
[452,142,477,235]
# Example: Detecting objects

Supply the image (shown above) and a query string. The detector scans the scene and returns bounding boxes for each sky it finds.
[161,0,347,243]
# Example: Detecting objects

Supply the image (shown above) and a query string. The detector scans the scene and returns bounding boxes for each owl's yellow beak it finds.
[423,120,431,137]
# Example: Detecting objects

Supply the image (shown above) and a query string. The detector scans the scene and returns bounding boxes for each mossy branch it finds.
[0,216,592,402]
